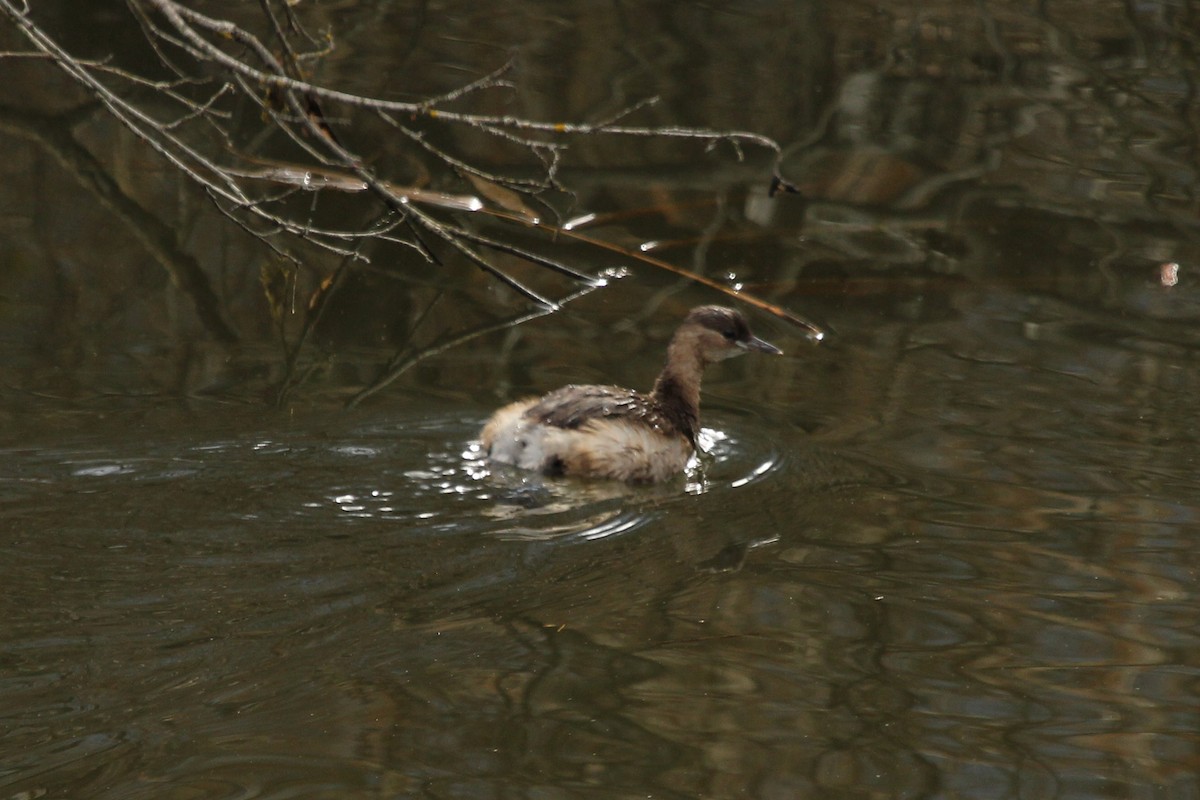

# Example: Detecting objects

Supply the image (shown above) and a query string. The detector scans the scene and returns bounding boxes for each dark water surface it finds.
[2,1,1199,799]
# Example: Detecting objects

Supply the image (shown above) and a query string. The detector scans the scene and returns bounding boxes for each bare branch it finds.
[138,0,786,166]
[345,281,609,409]
[0,0,823,395]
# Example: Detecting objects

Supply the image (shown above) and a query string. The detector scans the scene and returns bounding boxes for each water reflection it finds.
[4,399,1198,799]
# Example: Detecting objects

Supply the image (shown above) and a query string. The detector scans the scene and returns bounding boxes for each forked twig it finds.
[345,281,609,409]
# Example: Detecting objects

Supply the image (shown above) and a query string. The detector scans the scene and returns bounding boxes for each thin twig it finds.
[141,0,785,167]
[346,282,606,409]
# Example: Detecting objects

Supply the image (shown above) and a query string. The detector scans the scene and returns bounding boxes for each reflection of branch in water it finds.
[0,105,239,344]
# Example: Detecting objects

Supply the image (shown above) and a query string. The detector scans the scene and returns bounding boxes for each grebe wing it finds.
[525,385,676,433]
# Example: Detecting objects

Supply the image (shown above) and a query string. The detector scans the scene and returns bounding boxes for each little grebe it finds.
[480,305,782,483]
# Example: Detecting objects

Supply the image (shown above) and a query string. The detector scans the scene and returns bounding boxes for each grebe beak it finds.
[739,335,783,355]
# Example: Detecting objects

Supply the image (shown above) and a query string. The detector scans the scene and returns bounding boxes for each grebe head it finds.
[678,305,783,364]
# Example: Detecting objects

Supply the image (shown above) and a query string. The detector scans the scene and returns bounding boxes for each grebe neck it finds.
[650,339,704,444]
